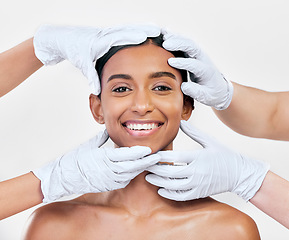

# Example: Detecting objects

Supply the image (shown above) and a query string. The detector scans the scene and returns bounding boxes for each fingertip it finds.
[136,23,161,37]
[146,27,161,37]
[145,174,152,183]
[167,57,190,70]
[87,71,101,95]
[157,188,170,199]
[180,119,193,132]
[180,81,190,90]
[167,57,176,64]
[181,81,201,98]
[102,128,109,138]
[131,145,152,155]
[180,82,192,94]
[162,40,174,51]
[180,119,188,126]
[167,58,182,69]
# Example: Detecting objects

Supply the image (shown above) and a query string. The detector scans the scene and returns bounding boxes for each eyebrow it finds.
[107,74,132,82]
[149,71,176,80]
[107,71,176,83]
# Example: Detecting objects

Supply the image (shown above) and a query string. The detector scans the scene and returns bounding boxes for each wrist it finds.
[214,76,234,110]
[234,156,270,201]
[33,25,65,65]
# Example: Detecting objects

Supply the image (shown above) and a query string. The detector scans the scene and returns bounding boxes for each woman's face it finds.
[90,43,193,153]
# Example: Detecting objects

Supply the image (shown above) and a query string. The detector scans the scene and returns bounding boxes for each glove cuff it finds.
[234,156,270,202]
[33,25,64,65]
[32,158,64,203]
[214,76,234,110]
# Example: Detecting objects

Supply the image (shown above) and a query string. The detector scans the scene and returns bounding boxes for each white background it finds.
[1,0,289,239]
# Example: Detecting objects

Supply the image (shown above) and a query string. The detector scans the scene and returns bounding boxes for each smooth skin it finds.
[0,25,162,220]
[0,38,44,220]
[215,82,289,228]
[0,38,43,97]
[23,42,260,240]
[160,31,289,228]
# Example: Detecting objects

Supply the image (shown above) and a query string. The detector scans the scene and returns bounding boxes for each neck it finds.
[108,171,173,217]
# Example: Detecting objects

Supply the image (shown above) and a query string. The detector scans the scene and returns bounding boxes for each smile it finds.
[126,122,160,131]
[122,121,164,136]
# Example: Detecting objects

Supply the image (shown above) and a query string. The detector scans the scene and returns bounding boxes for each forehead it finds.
[101,43,181,83]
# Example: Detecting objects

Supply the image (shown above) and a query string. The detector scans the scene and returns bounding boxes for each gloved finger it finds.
[146,174,191,190]
[181,81,206,98]
[103,30,150,46]
[157,150,193,164]
[107,154,160,174]
[161,28,173,40]
[121,24,161,37]
[92,129,109,147]
[163,35,201,59]
[168,58,213,81]
[158,188,200,201]
[84,61,101,95]
[147,163,192,178]
[181,81,226,108]
[113,169,145,182]
[104,146,152,162]
[135,24,161,36]
[180,120,216,148]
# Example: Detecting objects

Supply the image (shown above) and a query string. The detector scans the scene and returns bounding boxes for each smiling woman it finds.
[23,35,260,240]
[90,37,193,153]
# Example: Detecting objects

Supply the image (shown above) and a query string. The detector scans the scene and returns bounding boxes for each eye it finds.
[112,86,132,93]
[152,85,172,91]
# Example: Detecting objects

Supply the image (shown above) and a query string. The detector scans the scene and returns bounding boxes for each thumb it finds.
[181,81,214,106]
[93,129,109,147]
[181,81,206,101]
[85,62,101,95]
[180,120,214,148]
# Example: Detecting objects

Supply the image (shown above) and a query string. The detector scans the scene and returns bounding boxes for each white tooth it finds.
[125,122,161,131]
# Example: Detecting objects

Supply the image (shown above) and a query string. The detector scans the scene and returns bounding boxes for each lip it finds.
[122,120,164,137]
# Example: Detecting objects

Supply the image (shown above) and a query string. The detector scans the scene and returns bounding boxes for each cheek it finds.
[100,97,121,128]
[100,95,128,146]
[157,92,184,119]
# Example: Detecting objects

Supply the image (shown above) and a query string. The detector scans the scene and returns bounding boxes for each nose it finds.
[130,90,154,115]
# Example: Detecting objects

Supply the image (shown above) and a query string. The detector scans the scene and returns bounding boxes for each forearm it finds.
[0,172,43,220]
[213,82,289,140]
[250,171,289,228]
[0,38,43,97]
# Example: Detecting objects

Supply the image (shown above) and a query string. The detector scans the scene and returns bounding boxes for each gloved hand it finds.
[146,120,270,201]
[33,24,160,94]
[33,129,160,203]
[162,32,233,110]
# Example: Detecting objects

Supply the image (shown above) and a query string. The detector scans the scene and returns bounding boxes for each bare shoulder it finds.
[23,200,93,240]
[207,199,260,240]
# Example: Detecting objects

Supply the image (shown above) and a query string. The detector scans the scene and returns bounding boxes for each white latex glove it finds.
[33,129,160,203]
[162,32,233,110]
[34,24,160,94]
[146,120,269,202]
